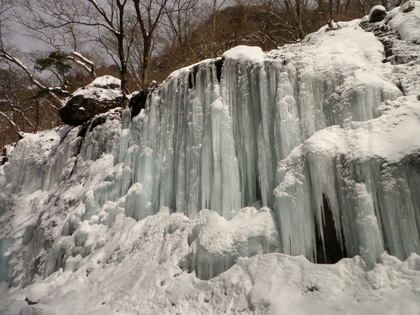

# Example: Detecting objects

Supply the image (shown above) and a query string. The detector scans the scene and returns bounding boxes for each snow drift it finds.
[1,3,420,314]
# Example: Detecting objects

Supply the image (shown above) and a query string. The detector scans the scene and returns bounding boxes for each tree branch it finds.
[0,49,61,106]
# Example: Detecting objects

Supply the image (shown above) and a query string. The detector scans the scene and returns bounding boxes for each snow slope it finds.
[1,4,420,314]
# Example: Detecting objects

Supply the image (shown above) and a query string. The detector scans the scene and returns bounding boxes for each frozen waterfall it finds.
[1,5,420,292]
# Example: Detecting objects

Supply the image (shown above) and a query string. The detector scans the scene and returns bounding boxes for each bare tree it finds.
[157,0,200,71]
[18,0,131,105]
[88,0,130,102]
[209,0,229,57]
[264,0,316,41]
[132,0,169,88]
[18,0,177,94]
[0,0,69,146]
[0,61,62,146]
[0,0,64,105]
[166,0,196,58]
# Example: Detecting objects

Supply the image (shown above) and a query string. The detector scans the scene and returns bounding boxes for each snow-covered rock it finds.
[369,5,387,23]
[59,75,122,126]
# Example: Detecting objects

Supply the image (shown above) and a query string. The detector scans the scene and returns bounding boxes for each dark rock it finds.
[369,5,387,23]
[128,87,158,119]
[0,144,13,165]
[59,95,122,126]
[89,115,108,132]
[0,156,7,165]
[25,297,39,305]
[59,76,122,126]
[402,3,415,13]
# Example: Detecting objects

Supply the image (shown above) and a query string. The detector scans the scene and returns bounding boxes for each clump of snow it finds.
[222,45,264,62]
[25,283,50,304]
[166,58,215,81]
[192,207,278,255]
[298,100,420,163]
[189,207,280,279]
[300,19,384,72]
[90,75,120,88]
[70,75,121,102]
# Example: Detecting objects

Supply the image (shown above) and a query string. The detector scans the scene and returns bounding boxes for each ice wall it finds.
[107,20,407,271]
[115,30,398,221]
[1,9,420,288]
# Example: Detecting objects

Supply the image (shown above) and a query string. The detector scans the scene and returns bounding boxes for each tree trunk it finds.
[116,0,128,108]
[142,35,152,89]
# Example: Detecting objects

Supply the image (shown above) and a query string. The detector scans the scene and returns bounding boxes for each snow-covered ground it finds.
[1,3,420,314]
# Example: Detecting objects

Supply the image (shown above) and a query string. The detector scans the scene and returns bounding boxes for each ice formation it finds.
[1,4,420,314]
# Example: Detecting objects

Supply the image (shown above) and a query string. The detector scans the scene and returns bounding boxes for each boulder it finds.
[369,5,387,23]
[59,75,122,126]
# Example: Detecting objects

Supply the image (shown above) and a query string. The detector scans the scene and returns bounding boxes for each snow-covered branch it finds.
[67,51,97,78]
[4,95,35,131]
[0,49,61,106]
[0,111,24,139]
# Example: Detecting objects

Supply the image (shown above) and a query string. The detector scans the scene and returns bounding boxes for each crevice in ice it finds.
[57,125,75,144]
[188,64,199,89]
[376,190,390,253]
[22,224,37,246]
[214,58,224,82]
[315,194,348,264]
[67,158,78,179]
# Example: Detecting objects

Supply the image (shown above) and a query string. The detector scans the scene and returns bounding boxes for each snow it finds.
[68,75,122,103]
[222,45,265,62]
[388,1,420,43]
[90,75,120,87]
[189,206,280,280]
[1,4,420,314]
[299,101,420,163]
[1,221,420,314]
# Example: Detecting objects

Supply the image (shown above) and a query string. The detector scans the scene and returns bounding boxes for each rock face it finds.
[59,75,122,126]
